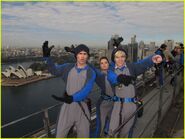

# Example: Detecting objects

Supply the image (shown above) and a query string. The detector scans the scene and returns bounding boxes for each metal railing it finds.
[108,67,183,137]
[1,87,101,138]
[2,67,183,138]
[2,103,62,129]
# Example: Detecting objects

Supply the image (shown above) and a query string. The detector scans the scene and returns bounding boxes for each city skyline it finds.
[2,2,184,48]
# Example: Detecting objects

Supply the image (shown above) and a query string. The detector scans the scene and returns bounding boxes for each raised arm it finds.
[132,54,162,76]
[132,55,154,76]
[44,57,69,76]
[42,41,68,76]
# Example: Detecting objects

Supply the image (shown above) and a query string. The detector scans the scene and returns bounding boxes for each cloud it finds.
[2,2,184,47]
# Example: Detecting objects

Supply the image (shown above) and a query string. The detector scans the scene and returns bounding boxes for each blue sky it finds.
[2,2,184,48]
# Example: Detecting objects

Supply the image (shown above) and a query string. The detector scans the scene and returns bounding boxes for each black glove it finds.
[64,45,75,54]
[51,93,73,104]
[113,37,124,48]
[42,41,54,57]
[117,74,135,86]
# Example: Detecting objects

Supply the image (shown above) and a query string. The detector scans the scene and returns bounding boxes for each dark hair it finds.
[160,44,167,49]
[99,56,109,63]
[180,43,184,49]
[74,44,90,58]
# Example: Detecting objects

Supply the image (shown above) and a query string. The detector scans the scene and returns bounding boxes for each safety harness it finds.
[101,94,137,103]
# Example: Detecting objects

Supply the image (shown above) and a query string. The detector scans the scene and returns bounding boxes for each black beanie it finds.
[74,44,90,57]
[111,47,127,63]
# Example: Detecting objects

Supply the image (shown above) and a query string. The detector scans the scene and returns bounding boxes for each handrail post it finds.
[143,72,146,94]
[172,74,177,106]
[157,85,163,127]
[43,109,51,137]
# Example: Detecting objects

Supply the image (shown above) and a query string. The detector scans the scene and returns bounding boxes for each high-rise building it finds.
[131,35,136,44]
[127,43,138,62]
[107,37,115,60]
[127,35,138,62]
[138,41,145,60]
[149,42,155,50]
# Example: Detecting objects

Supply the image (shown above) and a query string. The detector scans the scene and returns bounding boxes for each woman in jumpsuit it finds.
[93,57,114,137]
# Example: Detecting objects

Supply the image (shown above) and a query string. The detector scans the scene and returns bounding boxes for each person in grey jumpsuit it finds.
[63,46,114,137]
[107,48,162,137]
[42,41,96,137]
[92,57,114,137]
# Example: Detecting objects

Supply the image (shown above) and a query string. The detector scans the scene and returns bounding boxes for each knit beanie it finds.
[74,44,90,57]
[111,47,127,63]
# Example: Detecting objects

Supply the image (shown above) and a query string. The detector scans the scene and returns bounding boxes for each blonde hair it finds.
[114,50,126,58]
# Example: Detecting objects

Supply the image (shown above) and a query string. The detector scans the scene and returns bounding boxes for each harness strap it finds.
[78,102,91,123]
[101,94,137,103]
[112,96,137,103]
[118,101,123,137]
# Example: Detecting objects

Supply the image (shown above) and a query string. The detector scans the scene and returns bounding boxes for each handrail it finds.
[1,80,144,129]
[109,67,183,137]
[2,66,183,137]
[1,82,143,130]
[109,85,160,137]
[2,103,62,129]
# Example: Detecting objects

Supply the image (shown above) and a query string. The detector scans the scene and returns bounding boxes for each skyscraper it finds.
[149,42,155,50]
[127,35,138,62]
[138,41,145,60]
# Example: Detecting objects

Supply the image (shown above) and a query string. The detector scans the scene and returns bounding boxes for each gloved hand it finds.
[51,93,73,104]
[117,74,135,86]
[137,100,144,118]
[64,45,75,54]
[42,41,54,57]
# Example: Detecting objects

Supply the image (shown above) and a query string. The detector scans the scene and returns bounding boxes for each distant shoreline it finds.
[2,56,43,64]
[2,74,54,87]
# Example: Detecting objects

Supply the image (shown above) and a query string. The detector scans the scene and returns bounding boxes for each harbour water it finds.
[2,62,100,137]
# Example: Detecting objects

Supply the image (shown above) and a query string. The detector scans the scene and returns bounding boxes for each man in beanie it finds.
[106,47,162,137]
[42,41,96,137]
[154,44,169,86]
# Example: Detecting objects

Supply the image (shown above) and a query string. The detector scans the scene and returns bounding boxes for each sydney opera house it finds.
[2,65,42,79]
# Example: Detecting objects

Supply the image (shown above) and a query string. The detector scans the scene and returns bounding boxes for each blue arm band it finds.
[73,70,96,102]
[107,70,118,85]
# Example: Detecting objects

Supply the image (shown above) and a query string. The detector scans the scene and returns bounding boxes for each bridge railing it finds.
[1,67,183,138]
[108,66,183,137]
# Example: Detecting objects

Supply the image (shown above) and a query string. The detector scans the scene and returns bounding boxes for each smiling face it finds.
[100,58,109,71]
[114,50,126,68]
